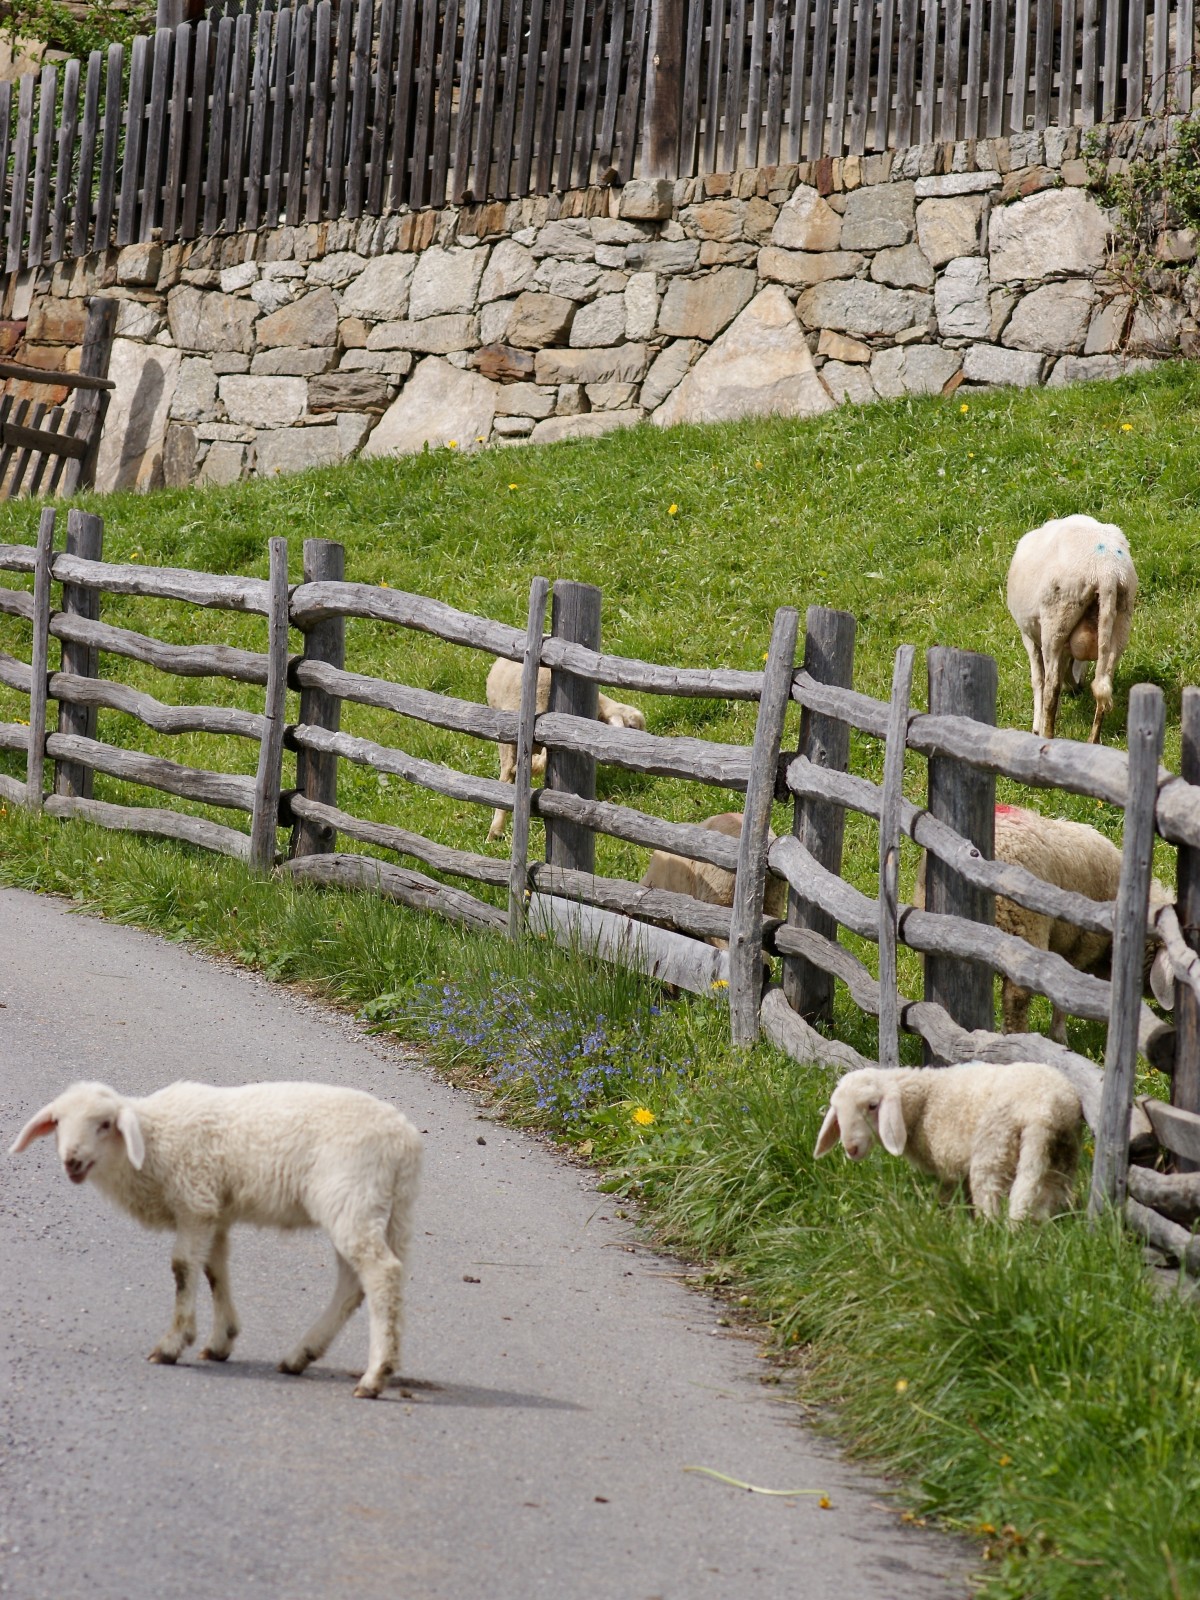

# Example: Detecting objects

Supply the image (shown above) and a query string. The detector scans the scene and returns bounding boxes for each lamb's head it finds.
[10,1081,144,1183]
[814,1068,908,1161]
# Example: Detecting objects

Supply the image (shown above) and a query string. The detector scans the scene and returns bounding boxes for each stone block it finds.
[211,352,251,374]
[365,313,478,353]
[840,181,915,249]
[114,297,167,341]
[988,188,1112,283]
[250,280,295,315]
[337,413,374,456]
[531,219,596,260]
[555,383,588,416]
[934,257,991,338]
[362,356,497,458]
[758,247,864,286]
[472,344,538,384]
[657,267,757,341]
[914,171,1001,197]
[640,340,699,411]
[531,411,641,443]
[821,361,877,405]
[915,196,983,267]
[197,441,248,487]
[1047,353,1156,386]
[219,375,309,427]
[93,339,181,493]
[624,272,659,341]
[569,294,630,347]
[618,178,675,221]
[308,371,390,411]
[999,166,1062,202]
[162,422,198,488]
[623,240,701,274]
[871,243,935,288]
[256,287,340,349]
[818,330,871,363]
[494,415,535,436]
[1084,296,1130,355]
[771,185,842,250]
[406,246,489,320]
[219,262,259,293]
[870,343,961,397]
[256,426,342,477]
[251,347,339,377]
[1001,279,1094,353]
[168,286,258,353]
[306,252,368,287]
[170,356,218,421]
[338,255,416,322]
[26,298,87,344]
[480,238,537,300]
[586,381,638,410]
[534,344,650,385]
[680,200,746,241]
[961,344,1046,385]
[796,279,933,337]
[505,292,576,349]
[116,242,162,287]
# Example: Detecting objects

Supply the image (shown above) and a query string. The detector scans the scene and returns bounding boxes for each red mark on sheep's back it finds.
[995,803,1028,818]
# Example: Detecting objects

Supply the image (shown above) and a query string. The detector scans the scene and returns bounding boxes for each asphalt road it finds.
[1,886,971,1600]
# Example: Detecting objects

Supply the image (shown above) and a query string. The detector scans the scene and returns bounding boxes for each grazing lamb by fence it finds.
[639,811,788,932]
[10,1079,422,1399]
[814,1061,1082,1223]
[485,655,646,840]
[916,803,1174,1043]
[1007,513,1138,743]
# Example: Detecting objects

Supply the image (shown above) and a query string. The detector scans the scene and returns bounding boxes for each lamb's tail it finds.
[1091,558,1135,712]
[1008,1120,1078,1224]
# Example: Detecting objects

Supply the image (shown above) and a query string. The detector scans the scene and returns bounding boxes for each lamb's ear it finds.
[1149,946,1175,1012]
[9,1104,58,1154]
[877,1087,908,1156]
[814,1104,841,1158]
[116,1105,145,1170]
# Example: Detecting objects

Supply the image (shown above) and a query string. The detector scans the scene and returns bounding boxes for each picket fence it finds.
[0,0,1196,276]
[3,512,1200,1260]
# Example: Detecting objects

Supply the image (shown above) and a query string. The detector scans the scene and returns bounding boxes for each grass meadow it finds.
[3,362,1200,1596]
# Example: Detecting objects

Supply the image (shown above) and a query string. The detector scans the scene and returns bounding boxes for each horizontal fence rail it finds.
[1,0,1197,275]
[4,523,1200,1249]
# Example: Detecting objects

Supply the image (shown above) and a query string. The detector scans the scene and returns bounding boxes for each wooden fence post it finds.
[1090,683,1166,1214]
[53,509,103,800]
[878,644,916,1067]
[249,536,290,874]
[544,580,601,875]
[1173,687,1200,1172]
[782,605,856,1023]
[60,296,117,496]
[290,537,343,859]
[729,604,798,1046]
[922,646,997,1053]
[644,0,685,178]
[508,576,551,938]
[24,505,56,810]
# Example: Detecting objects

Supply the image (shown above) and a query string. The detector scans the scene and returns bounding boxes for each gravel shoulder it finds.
[1,886,972,1600]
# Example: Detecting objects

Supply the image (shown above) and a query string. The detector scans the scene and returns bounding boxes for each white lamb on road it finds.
[814,1061,1082,1223]
[1007,513,1138,743]
[10,1079,422,1399]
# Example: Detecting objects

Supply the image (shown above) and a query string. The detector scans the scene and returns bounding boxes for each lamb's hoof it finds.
[353,1381,382,1399]
[200,1346,231,1362]
[278,1358,307,1376]
[148,1347,178,1365]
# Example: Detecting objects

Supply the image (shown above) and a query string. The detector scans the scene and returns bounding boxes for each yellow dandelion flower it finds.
[508,482,519,490]
[476,435,485,442]
[379,579,390,588]
[998,1455,1011,1467]
[668,503,678,515]
[448,439,458,448]
[959,402,969,414]
[1121,422,1133,431]
[978,1522,997,1537]
[968,451,975,458]
[895,1378,909,1394]
[761,650,770,661]
[755,458,763,469]
[711,977,729,990]
[818,1496,832,1510]
[632,1107,656,1126]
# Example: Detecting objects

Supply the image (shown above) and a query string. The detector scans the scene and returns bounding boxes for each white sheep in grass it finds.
[639,811,787,934]
[1007,513,1138,743]
[485,655,646,841]
[814,1062,1082,1223]
[10,1080,422,1399]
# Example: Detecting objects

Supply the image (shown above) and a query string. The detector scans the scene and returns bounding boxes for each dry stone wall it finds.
[8,118,1198,492]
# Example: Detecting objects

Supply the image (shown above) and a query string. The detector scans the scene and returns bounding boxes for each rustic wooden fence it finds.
[1,0,1196,277]
[0,298,116,501]
[4,516,1200,1256]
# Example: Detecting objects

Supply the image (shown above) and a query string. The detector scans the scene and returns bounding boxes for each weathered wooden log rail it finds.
[4,520,1200,1262]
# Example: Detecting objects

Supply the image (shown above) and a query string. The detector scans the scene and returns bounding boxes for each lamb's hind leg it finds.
[342,1226,407,1399]
[278,1250,364,1377]
[199,1227,239,1361]
[488,741,518,841]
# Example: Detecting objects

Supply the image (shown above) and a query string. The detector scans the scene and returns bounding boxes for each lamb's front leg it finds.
[149,1220,214,1364]
[199,1227,240,1362]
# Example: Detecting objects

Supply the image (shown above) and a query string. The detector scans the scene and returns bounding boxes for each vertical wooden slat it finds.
[44,408,81,497]
[1172,690,1200,1173]
[291,539,345,861]
[722,0,747,169]
[828,0,854,155]
[0,396,26,494]
[1079,0,1098,123]
[9,400,48,499]
[849,0,876,153]
[1009,0,1030,129]
[616,0,653,178]
[430,0,462,204]
[182,22,210,239]
[60,299,116,498]
[51,58,81,264]
[918,0,939,145]
[346,0,377,216]
[782,607,856,1024]
[877,645,915,1069]
[788,0,812,160]
[387,0,420,206]
[507,576,551,938]
[9,72,37,273]
[556,0,589,190]
[893,0,919,145]
[575,0,610,184]
[535,0,567,193]
[1126,0,1147,117]
[1177,0,1194,113]
[223,11,253,233]
[54,510,105,804]
[598,0,630,172]
[117,38,149,246]
[27,65,57,268]
[245,6,274,229]
[985,0,1006,135]
[0,82,13,269]
[307,1,333,223]
[325,0,353,214]
[265,6,292,226]
[140,29,174,244]
[764,0,789,163]
[922,647,997,1050]
[705,0,728,168]
[471,0,505,195]
[494,0,525,194]
[1150,0,1169,112]
[874,0,899,148]
[962,0,984,136]
[27,405,65,499]
[454,0,484,201]
[1089,685,1165,1214]
[745,0,770,166]
[1101,0,1121,120]
[367,0,398,214]
[544,581,601,876]
[729,606,798,1048]
[679,0,706,171]
[940,0,963,140]
[1058,0,1077,127]
[24,506,56,813]
[161,26,191,243]
[808,0,833,156]
[203,16,234,236]
[1032,0,1054,127]
[250,537,291,876]
[410,0,442,207]
[285,1,312,226]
